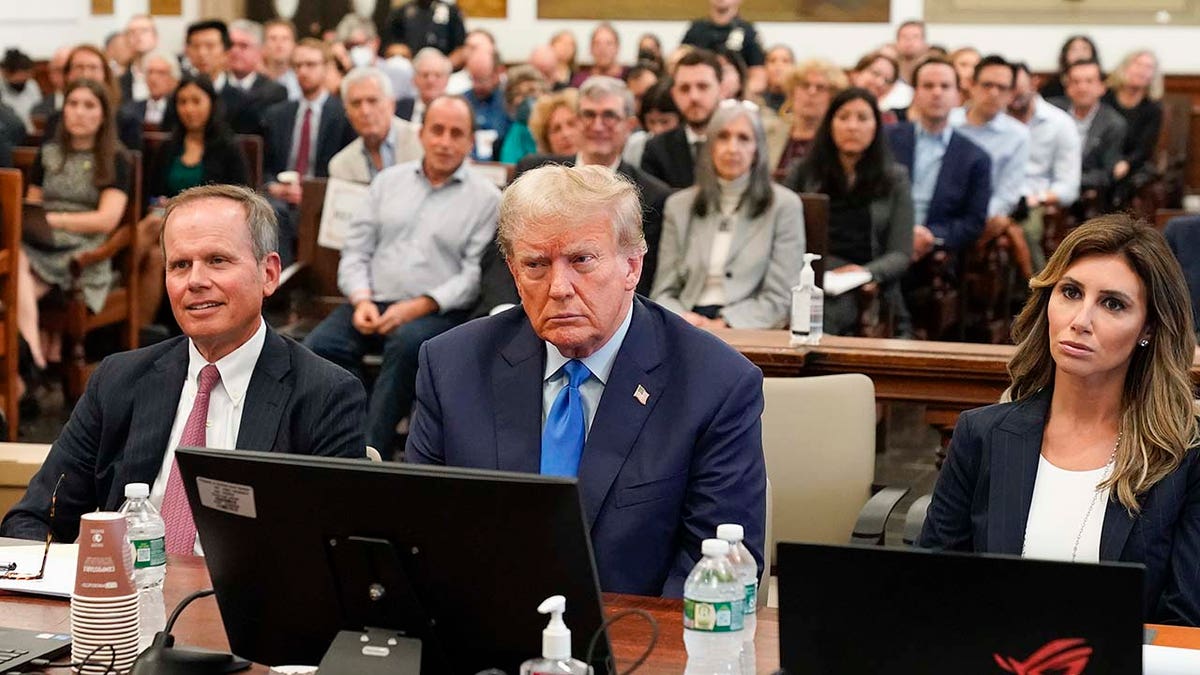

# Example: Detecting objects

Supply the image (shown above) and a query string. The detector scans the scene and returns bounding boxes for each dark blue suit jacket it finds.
[262,96,355,180]
[406,298,767,596]
[885,122,992,251]
[919,390,1200,625]
[0,327,367,544]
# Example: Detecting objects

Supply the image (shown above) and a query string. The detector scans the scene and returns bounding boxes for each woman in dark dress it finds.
[1103,49,1164,210]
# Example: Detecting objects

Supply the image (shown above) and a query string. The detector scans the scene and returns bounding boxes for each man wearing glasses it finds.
[1,185,367,553]
[472,76,673,317]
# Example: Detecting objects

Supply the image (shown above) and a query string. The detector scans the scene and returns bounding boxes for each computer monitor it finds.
[175,448,612,674]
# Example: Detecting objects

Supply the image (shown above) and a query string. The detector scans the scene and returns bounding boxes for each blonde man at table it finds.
[920,215,1200,626]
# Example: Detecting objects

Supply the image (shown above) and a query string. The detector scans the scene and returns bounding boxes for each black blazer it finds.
[641,126,695,189]
[145,134,251,201]
[395,97,417,121]
[0,327,368,544]
[471,154,674,318]
[1048,97,1128,192]
[919,389,1200,626]
[262,96,355,181]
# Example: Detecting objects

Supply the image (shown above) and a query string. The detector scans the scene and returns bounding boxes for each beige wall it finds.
[199,0,244,22]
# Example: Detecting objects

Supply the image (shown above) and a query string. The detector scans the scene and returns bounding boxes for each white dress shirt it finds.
[144,97,167,125]
[150,320,267,553]
[1022,454,1110,563]
[541,304,634,438]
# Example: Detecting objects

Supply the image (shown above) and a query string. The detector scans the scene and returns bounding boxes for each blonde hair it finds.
[528,88,578,153]
[780,59,849,116]
[1007,214,1198,511]
[1106,49,1164,101]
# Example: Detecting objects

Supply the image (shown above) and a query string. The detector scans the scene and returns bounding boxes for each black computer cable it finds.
[585,608,658,675]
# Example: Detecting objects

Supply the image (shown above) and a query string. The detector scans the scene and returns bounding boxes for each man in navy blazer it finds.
[407,165,766,597]
[1,185,366,546]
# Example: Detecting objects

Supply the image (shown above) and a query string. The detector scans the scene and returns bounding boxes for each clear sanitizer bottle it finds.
[520,595,592,675]
[790,253,823,346]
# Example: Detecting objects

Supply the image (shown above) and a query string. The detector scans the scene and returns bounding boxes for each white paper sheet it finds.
[1145,644,1200,674]
[318,178,371,251]
[0,543,77,598]
[823,270,873,297]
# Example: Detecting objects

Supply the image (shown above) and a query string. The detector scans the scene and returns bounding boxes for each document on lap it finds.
[318,178,370,251]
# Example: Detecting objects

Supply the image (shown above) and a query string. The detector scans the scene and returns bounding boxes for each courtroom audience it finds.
[385,0,467,65]
[121,51,179,127]
[227,20,290,112]
[571,23,628,87]
[1,49,42,133]
[528,45,561,89]
[263,18,301,99]
[920,215,1200,627]
[31,47,71,121]
[1040,34,1099,100]
[1103,49,1164,210]
[681,0,766,94]
[849,51,899,120]
[304,96,499,459]
[769,59,848,180]
[624,64,659,116]
[463,48,509,160]
[328,66,423,184]
[399,47,451,123]
[762,45,795,111]
[332,13,414,103]
[949,46,980,103]
[1050,59,1126,210]
[181,19,261,136]
[44,45,142,150]
[445,29,498,96]
[880,20,926,110]
[786,88,914,335]
[637,34,664,70]
[19,79,131,372]
[653,99,804,329]
[642,48,723,188]
[714,48,748,101]
[622,79,678,168]
[120,14,158,102]
[549,30,578,90]
[498,65,548,164]
[527,88,580,156]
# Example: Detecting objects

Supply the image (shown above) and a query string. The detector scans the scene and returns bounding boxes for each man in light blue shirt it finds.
[305,96,500,457]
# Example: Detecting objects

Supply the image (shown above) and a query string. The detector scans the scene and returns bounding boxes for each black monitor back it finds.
[777,542,1143,674]
[176,448,611,674]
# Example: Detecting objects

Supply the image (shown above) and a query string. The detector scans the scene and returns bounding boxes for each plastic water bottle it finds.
[683,539,744,674]
[717,524,758,674]
[790,253,824,345]
[119,483,166,650]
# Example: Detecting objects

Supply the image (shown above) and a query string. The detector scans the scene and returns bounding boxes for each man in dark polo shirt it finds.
[386,0,467,68]
[681,0,765,95]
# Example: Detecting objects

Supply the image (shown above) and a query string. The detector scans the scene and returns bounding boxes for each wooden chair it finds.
[961,234,1019,344]
[268,178,345,330]
[0,170,23,438]
[237,134,265,189]
[39,150,143,402]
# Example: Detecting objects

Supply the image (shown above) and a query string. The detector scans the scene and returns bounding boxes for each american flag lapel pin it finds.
[634,384,650,406]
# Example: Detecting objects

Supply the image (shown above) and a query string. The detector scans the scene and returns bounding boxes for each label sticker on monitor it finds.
[196,477,258,518]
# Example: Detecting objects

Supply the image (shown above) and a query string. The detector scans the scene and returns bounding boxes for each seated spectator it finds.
[179,19,262,136]
[1040,34,1098,100]
[879,20,925,110]
[304,96,499,459]
[385,0,467,66]
[0,49,42,134]
[768,59,848,180]
[762,44,795,111]
[446,29,496,95]
[549,30,577,90]
[681,0,766,94]
[642,49,723,188]
[1103,50,1163,210]
[120,51,179,127]
[948,55,1030,238]
[44,45,142,150]
[571,23,629,87]
[19,79,131,372]
[637,33,665,74]
[464,48,509,160]
[498,66,548,164]
[786,88,914,335]
[653,99,803,329]
[329,66,422,184]
[714,48,748,101]
[31,47,72,123]
[227,19,289,112]
[528,88,580,156]
[529,45,562,90]
[399,47,451,123]
[333,13,415,103]
[1049,59,1126,208]
[849,51,900,123]
[949,46,980,103]
[137,73,251,332]
[625,64,659,116]
[920,215,1200,626]
[263,18,301,100]
[119,14,157,102]
[262,38,356,266]
[1008,62,1081,276]
[104,32,133,77]
[623,78,678,167]
[0,102,17,166]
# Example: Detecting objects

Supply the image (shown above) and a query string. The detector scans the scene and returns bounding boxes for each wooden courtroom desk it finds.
[1,555,1196,673]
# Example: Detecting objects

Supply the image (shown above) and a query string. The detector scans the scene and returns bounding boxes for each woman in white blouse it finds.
[920,214,1200,626]
[651,100,805,329]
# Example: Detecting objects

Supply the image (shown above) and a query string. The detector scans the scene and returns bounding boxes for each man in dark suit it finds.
[228,20,289,112]
[473,76,673,318]
[396,47,451,123]
[641,49,722,188]
[408,165,766,596]
[120,51,177,127]
[262,38,356,266]
[0,184,366,548]
[1048,58,1127,205]
[182,19,263,136]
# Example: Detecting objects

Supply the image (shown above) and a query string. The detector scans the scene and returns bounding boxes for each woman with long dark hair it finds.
[1040,34,1099,100]
[784,87,913,335]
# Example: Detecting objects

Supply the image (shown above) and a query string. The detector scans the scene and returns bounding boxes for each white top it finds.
[697,175,747,307]
[1022,454,1112,563]
[150,319,268,554]
[879,80,913,111]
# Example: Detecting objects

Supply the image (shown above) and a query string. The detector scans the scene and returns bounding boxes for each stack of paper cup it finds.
[71,512,141,673]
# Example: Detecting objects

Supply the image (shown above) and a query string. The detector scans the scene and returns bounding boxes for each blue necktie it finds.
[541,360,591,477]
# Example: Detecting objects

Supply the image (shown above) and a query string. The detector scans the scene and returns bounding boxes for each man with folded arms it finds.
[407,165,766,596]
[1,185,366,550]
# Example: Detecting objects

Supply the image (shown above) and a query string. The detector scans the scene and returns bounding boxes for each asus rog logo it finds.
[994,638,1093,674]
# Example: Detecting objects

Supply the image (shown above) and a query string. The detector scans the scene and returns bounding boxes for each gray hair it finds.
[692,100,774,219]
[162,184,278,261]
[336,13,377,42]
[499,165,646,259]
[413,47,452,75]
[143,50,180,80]
[340,65,394,100]
[578,76,634,118]
[229,19,263,46]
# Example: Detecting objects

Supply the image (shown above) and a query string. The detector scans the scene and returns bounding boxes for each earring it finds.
[1139,339,1150,347]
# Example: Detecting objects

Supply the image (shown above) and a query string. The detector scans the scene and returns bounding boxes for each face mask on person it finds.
[349,45,374,68]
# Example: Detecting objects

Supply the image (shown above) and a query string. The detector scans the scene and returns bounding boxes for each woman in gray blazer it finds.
[652,100,805,329]
[784,87,914,335]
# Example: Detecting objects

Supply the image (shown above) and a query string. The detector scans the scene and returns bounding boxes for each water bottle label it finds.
[744,582,757,613]
[683,597,744,632]
[131,537,166,568]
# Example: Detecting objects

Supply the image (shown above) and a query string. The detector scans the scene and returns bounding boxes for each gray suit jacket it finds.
[652,183,804,328]
[1048,97,1127,191]
[327,117,424,184]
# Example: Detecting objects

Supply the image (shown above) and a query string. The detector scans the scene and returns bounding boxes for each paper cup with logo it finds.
[73,512,136,598]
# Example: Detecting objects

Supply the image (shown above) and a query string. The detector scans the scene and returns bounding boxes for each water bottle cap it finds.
[702,539,730,557]
[716,524,744,542]
[124,483,150,499]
